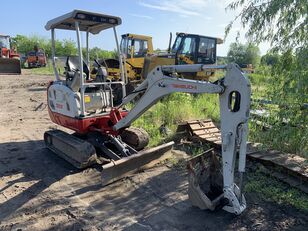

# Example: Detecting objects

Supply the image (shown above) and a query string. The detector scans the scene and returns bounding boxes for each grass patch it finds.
[132,93,219,147]
[245,166,308,212]
[25,64,55,75]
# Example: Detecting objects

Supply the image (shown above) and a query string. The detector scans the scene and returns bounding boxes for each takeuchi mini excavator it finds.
[44,10,251,215]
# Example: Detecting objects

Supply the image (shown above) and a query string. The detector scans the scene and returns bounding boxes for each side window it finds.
[172,36,182,53]
[120,37,126,54]
[133,39,148,58]
[179,37,196,55]
[120,37,132,58]
[127,38,132,58]
[198,37,216,63]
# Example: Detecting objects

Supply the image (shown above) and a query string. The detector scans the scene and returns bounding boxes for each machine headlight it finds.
[76,14,86,19]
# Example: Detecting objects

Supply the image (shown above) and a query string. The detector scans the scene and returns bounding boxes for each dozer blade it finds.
[187,149,225,211]
[44,130,98,169]
[0,58,21,74]
[101,141,174,186]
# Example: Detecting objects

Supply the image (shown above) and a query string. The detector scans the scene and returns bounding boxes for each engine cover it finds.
[48,82,111,118]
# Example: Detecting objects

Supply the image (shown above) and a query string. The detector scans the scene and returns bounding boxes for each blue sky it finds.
[0,0,270,56]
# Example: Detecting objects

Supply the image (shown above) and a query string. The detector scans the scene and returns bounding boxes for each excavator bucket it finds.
[0,58,21,74]
[187,149,225,211]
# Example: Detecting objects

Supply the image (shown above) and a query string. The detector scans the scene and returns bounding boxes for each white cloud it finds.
[139,0,234,17]
[129,13,154,20]
[140,1,200,16]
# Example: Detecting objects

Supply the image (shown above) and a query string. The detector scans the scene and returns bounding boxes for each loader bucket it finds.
[187,149,225,211]
[0,58,21,74]
[101,141,174,186]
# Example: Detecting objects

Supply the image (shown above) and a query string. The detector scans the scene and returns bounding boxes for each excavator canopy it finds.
[45,9,122,34]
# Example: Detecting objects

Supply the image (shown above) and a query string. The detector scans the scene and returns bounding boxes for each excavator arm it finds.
[113,63,251,214]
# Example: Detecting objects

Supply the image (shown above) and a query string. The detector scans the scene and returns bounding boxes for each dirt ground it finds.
[0,72,307,231]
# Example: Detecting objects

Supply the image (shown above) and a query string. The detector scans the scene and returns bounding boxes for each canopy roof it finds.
[45,10,122,34]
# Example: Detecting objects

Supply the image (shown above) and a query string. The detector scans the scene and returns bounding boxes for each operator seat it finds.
[65,56,90,92]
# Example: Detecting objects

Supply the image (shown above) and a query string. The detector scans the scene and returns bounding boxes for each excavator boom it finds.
[113,63,251,214]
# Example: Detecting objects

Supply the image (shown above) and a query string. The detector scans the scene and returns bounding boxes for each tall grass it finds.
[249,62,307,158]
[132,93,219,146]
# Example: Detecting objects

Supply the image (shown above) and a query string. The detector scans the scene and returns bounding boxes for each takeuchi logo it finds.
[172,84,197,90]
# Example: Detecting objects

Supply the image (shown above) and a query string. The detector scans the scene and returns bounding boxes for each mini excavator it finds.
[44,10,251,215]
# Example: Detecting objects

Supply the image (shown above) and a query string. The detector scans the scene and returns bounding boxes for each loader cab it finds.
[0,35,11,58]
[142,33,223,80]
[0,35,10,49]
[120,34,153,68]
[172,33,222,65]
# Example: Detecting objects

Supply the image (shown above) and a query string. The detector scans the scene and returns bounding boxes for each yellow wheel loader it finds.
[142,33,223,81]
[93,33,222,83]
[93,33,153,82]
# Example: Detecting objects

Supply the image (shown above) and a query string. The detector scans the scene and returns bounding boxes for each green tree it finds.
[11,34,77,57]
[61,39,77,56]
[261,52,280,66]
[226,0,308,156]
[227,42,260,66]
[226,0,308,50]
[82,47,117,61]
[12,35,49,55]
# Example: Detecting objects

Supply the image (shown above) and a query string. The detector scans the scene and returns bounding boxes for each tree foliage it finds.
[227,42,260,66]
[227,0,308,156]
[11,34,116,59]
[261,52,280,66]
[226,0,308,50]
[82,47,117,60]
